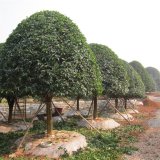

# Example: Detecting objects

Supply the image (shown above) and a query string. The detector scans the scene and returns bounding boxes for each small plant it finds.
[59,146,69,158]
[54,118,78,131]
[120,146,138,155]
[123,124,144,133]
[30,120,46,133]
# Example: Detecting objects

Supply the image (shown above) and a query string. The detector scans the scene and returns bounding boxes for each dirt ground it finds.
[124,93,160,160]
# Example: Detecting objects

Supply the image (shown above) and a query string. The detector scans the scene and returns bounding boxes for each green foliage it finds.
[1,11,101,98]
[0,43,4,52]
[120,146,138,155]
[0,43,5,98]
[89,43,129,98]
[30,120,46,133]
[130,61,156,92]
[0,131,24,155]
[89,51,103,96]
[146,67,160,91]
[122,60,145,98]
[120,124,144,133]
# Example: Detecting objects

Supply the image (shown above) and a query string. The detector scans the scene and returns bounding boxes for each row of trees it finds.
[129,61,156,92]
[0,10,159,134]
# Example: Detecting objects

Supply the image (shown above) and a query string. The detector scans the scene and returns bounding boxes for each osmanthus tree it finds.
[146,67,160,91]
[121,60,145,108]
[0,43,16,123]
[1,11,102,134]
[87,51,103,119]
[76,51,103,113]
[130,61,156,92]
[89,43,129,110]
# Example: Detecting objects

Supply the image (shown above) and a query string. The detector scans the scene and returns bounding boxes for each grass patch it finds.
[0,131,24,155]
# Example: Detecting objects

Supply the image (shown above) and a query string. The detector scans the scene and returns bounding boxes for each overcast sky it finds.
[0,0,160,70]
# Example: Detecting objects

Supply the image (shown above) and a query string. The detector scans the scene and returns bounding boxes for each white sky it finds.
[0,0,160,70]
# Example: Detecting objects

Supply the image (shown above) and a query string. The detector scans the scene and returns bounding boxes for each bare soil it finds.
[124,94,160,160]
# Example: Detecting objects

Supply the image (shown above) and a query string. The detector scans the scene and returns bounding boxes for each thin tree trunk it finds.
[7,97,15,123]
[45,95,53,135]
[24,99,27,119]
[124,98,127,109]
[77,96,80,111]
[115,98,118,113]
[93,96,97,120]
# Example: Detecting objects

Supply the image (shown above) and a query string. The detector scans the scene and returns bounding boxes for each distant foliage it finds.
[146,67,160,91]
[1,11,102,98]
[130,61,156,92]
[122,60,145,98]
[90,43,129,98]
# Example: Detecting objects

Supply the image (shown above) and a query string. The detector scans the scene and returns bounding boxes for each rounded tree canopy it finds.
[122,60,145,98]
[89,43,129,98]
[130,61,156,92]
[146,67,160,91]
[1,11,101,98]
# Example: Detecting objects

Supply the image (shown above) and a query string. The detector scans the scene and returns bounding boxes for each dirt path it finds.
[124,96,160,160]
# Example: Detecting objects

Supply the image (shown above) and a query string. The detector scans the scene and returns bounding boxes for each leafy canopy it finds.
[146,67,160,91]
[0,43,4,51]
[122,60,145,98]
[0,43,7,98]
[130,61,156,92]
[90,43,129,98]
[1,11,101,98]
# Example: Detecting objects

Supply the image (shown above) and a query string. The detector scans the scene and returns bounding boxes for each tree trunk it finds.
[93,96,97,120]
[7,97,15,123]
[24,99,27,119]
[76,96,80,111]
[45,96,53,135]
[115,98,118,113]
[124,99,127,109]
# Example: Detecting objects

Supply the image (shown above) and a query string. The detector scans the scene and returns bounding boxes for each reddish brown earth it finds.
[124,94,160,160]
